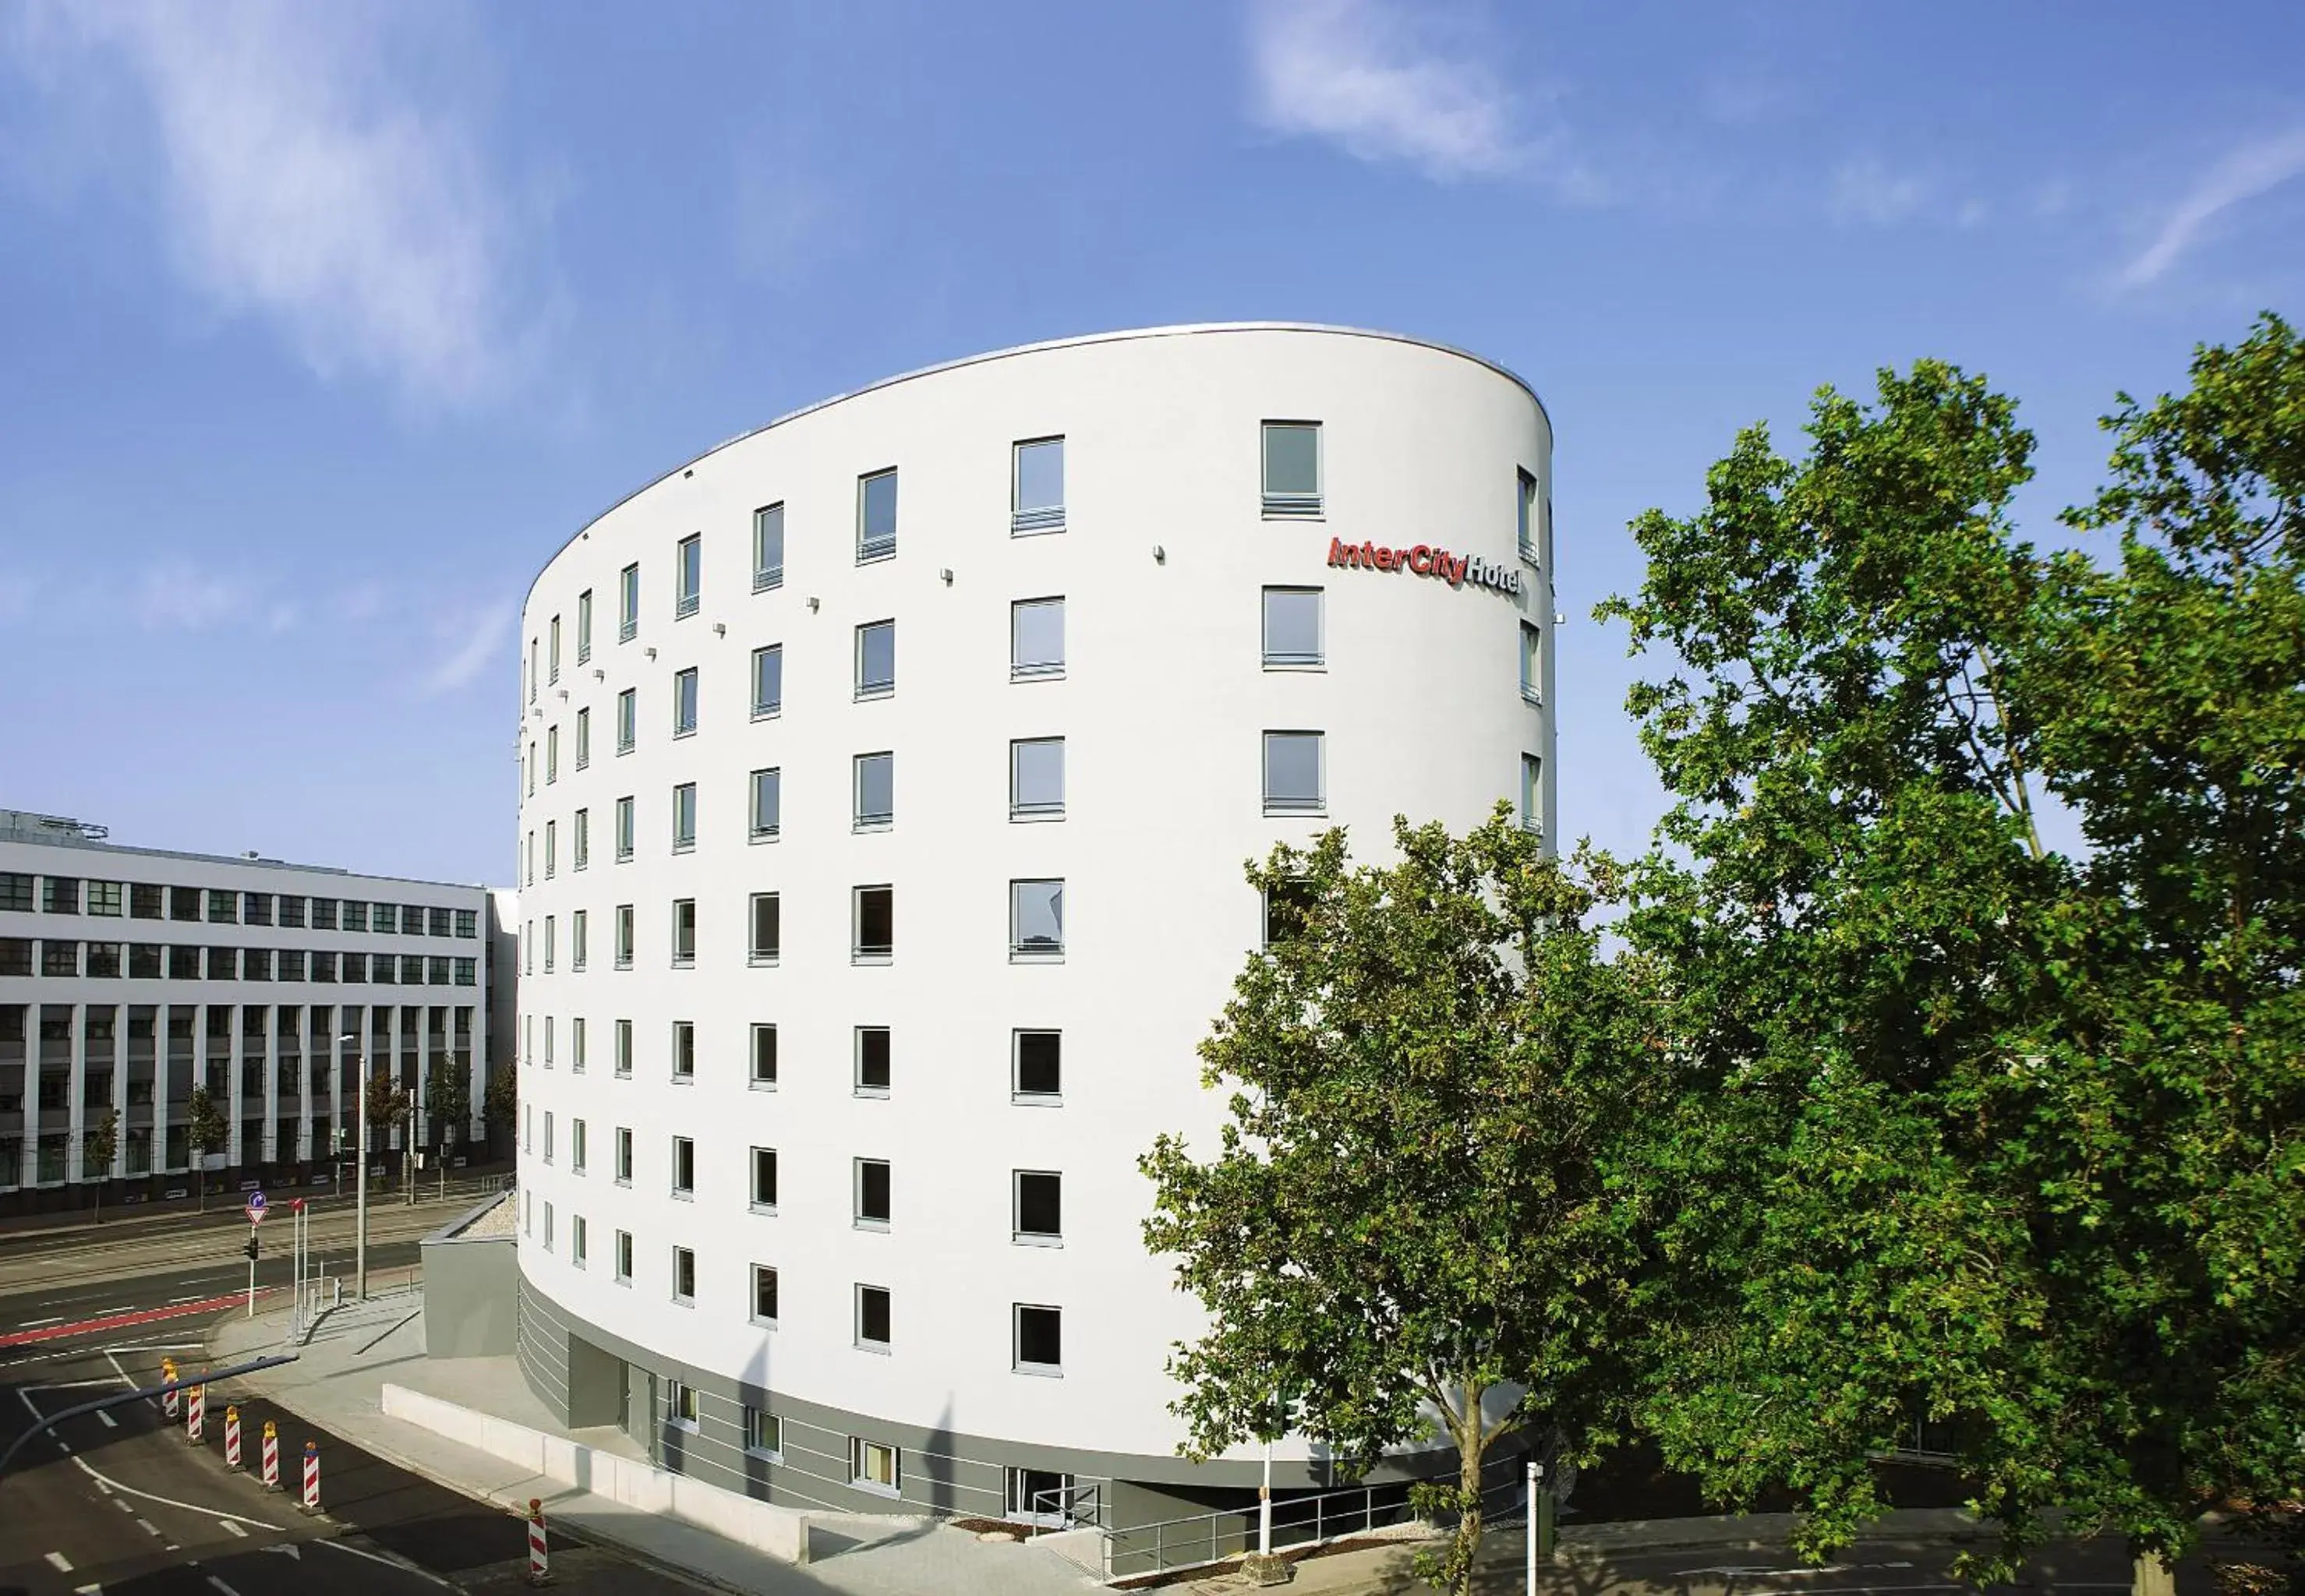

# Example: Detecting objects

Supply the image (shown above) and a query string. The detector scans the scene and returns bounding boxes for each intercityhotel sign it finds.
[1325,537,1524,596]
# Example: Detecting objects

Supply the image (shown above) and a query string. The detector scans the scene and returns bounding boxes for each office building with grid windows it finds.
[510,323,1556,1528]
[0,809,503,1213]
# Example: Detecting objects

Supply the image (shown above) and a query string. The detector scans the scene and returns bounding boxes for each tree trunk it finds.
[2130,1551,2174,1596]
[1449,1407,1487,1596]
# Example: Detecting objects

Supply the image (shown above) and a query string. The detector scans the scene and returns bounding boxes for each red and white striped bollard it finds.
[301,1439,320,1509]
[186,1384,204,1442]
[261,1420,281,1488]
[526,1496,550,1584]
[224,1405,241,1467]
[161,1358,179,1419]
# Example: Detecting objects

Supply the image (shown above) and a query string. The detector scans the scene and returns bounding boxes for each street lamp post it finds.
[339,1033,368,1301]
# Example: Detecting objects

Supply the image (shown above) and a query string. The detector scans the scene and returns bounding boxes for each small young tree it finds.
[82,1105,118,1224]
[1143,808,1668,1594]
[426,1058,472,1196]
[483,1065,518,1158]
[184,1086,224,1213]
[366,1072,412,1195]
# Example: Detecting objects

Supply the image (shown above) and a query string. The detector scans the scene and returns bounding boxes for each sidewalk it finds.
[207,1296,1100,1596]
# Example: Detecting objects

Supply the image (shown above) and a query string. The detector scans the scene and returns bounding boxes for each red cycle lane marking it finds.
[0,1290,279,1348]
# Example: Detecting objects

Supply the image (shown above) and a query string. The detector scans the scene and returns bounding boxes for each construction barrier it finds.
[262,1420,280,1488]
[527,1497,549,1584]
[161,1359,179,1419]
[186,1385,204,1443]
[224,1407,241,1468]
[302,1439,320,1509]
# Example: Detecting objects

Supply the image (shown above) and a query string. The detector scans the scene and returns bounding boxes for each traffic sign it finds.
[245,1190,268,1226]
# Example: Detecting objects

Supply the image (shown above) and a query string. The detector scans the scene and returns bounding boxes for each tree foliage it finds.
[1143,807,1669,1594]
[426,1058,472,1148]
[185,1085,224,1212]
[1600,316,2305,1578]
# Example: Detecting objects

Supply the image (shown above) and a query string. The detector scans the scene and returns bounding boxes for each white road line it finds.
[96,1410,117,1428]
[313,1537,458,1588]
[116,1499,136,1513]
[169,1295,208,1305]
[218,1519,248,1538]
[136,1518,161,1538]
[44,1551,73,1572]
[20,1315,65,1328]
[57,1439,72,1454]
[12,1388,285,1532]
[206,1577,243,1596]
[89,1305,134,1316]
[73,1584,103,1594]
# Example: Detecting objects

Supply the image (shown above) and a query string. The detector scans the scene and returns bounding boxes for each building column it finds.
[262,1005,279,1170]
[65,1001,87,1186]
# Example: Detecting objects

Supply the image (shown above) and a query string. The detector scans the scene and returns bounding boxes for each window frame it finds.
[672,667,699,737]
[750,644,783,720]
[670,1133,695,1197]
[1009,736,1065,821]
[614,1228,633,1284]
[1009,596,1066,681]
[1261,585,1325,669]
[1521,753,1544,835]
[750,1022,778,1089]
[853,620,896,701]
[852,751,894,832]
[1519,620,1543,704]
[748,892,780,966]
[856,468,898,563]
[1013,1029,1062,1103]
[744,1407,783,1460]
[750,1262,780,1326]
[1013,1303,1063,1376]
[671,1019,695,1081]
[671,1246,697,1306]
[850,1434,900,1492]
[674,533,702,620]
[671,782,698,853]
[752,503,786,592]
[854,1286,893,1354]
[854,1156,892,1228]
[618,563,640,644]
[1013,1169,1062,1245]
[616,689,637,755]
[749,767,781,842]
[851,885,893,964]
[854,1026,891,1097]
[1009,879,1065,963]
[1011,435,1065,535]
[1261,729,1327,816]
[1260,420,1324,519]
[670,900,696,968]
[750,1146,778,1212]
[1518,468,1541,566]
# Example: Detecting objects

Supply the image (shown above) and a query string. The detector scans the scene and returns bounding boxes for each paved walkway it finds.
[207,1297,1100,1596]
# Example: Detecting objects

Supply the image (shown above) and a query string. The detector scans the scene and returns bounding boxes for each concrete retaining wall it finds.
[380,1382,813,1564]
[419,1192,517,1358]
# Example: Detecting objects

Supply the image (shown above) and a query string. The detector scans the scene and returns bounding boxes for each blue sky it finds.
[2,0,2300,885]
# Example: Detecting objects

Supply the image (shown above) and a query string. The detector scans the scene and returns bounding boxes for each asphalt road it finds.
[0,1216,702,1596]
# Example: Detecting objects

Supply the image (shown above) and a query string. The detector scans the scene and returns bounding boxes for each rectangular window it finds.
[571,1015,587,1072]
[749,893,780,965]
[87,881,123,917]
[1522,754,1543,834]
[745,1408,783,1459]
[616,688,636,755]
[615,797,635,863]
[549,613,562,683]
[615,905,635,970]
[130,882,162,919]
[671,1248,696,1306]
[281,895,306,928]
[1014,1304,1062,1374]
[1262,730,1326,814]
[430,906,452,937]
[171,884,201,920]
[44,941,80,977]
[541,1200,554,1252]
[545,821,557,879]
[671,901,695,967]
[1009,737,1065,820]
[1262,585,1324,668]
[750,644,782,719]
[546,725,559,784]
[619,563,640,642]
[749,768,781,841]
[851,1434,899,1490]
[577,589,593,663]
[525,832,535,887]
[614,1229,632,1283]
[129,942,162,978]
[1015,1171,1062,1243]
[1009,597,1065,680]
[853,752,893,830]
[542,1110,555,1163]
[855,1286,893,1353]
[854,620,895,699]
[206,945,235,980]
[753,503,785,591]
[1518,468,1540,564]
[0,871,31,912]
[673,667,698,736]
[0,937,30,976]
[575,707,591,770]
[1014,1030,1061,1100]
[854,1158,890,1227]
[671,783,697,853]
[855,1026,891,1095]
[571,1118,588,1174]
[1011,436,1064,534]
[526,744,536,799]
[857,468,897,561]
[207,888,236,923]
[543,914,557,972]
[1520,620,1543,703]
[574,808,590,870]
[675,533,701,619]
[344,900,368,932]
[1010,880,1064,961]
[671,1134,695,1194]
[737,1026,775,1093]
[751,1146,778,1210]
[1261,420,1322,517]
[853,886,893,963]
[571,909,589,972]
[529,638,538,704]
[87,941,122,977]
[572,1215,588,1266]
[671,1019,695,1080]
[615,1125,633,1180]
[751,1262,780,1324]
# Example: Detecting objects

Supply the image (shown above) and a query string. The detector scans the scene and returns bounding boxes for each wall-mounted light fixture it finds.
[592,668,605,681]
[939,568,954,586]
[712,623,726,637]
[1153,545,1166,564]
[645,647,657,661]
[807,597,820,613]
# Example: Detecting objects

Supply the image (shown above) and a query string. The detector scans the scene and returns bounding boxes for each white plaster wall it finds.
[512,324,1554,1465]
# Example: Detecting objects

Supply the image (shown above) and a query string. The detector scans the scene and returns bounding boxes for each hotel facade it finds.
[509,323,1556,1525]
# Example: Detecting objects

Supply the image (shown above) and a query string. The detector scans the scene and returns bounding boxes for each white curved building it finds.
[510,323,1555,1527]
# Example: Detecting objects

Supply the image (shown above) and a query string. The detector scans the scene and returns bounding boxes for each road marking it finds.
[12,1389,285,1532]
[57,1439,72,1454]
[96,1410,117,1428]
[21,1315,65,1328]
[0,1291,276,1348]
[169,1295,208,1305]
[90,1305,134,1316]
[116,1499,136,1513]
[44,1552,73,1572]
[73,1584,102,1594]
[136,1518,161,1537]
[207,1577,243,1596]
[313,1537,456,1588]
[219,1518,248,1538]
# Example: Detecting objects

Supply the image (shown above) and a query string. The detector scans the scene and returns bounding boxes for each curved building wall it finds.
[510,323,1556,1515]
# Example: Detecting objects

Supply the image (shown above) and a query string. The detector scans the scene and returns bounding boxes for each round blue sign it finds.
[246,1190,267,1213]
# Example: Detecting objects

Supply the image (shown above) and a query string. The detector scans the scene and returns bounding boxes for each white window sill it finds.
[572,1256,586,1269]
[617,746,635,757]
[753,570,784,593]
[854,1085,889,1100]
[746,1446,784,1463]
[672,842,695,856]
[614,960,634,971]
[853,1344,893,1361]
[1009,807,1065,823]
[750,1078,777,1092]
[1013,1363,1063,1379]
[673,728,697,741]
[671,1296,695,1311]
[671,1072,694,1086]
[750,707,781,722]
[853,687,894,704]
[853,1217,889,1233]
[1010,519,1066,538]
[671,958,695,970]
[749,830,781,846]
[1263,803,1327,818]
[1009,666,1066,683]
[748,953,780,967]
[674,604,700,622]
[748,1319,780,1333]
[671,1189,694,1202]
[1011,1091,1062,1107]
[1263,659,1327,673]
[1261,503,1324,521]
[1009,950,1065,965]
[852,952,893,966]
[749,1202,778,1217]
[856,545,896,566]
[852,818,892,834]
[1013,1233,1062,1248]
[850,1471,899,1492]
[613,1275,631,1288]
[574,758,590,772]
[614,1177,632,1188]
[1522,687,1543,707]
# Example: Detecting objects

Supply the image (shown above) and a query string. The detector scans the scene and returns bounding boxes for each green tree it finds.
[185,1086,225,1213]
[1142,809,1667,1594]
[366,1072,413,1196]
[82,1105,118,1224]
[425,1058,472,1153]
[483,1065,517,1152]
[1599,322,2305,1588]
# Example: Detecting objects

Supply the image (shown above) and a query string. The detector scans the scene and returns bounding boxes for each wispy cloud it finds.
[1827,154,1985,230]
[7,1,529,408]
[1246,0,1536,182]
[2117,125,2305,289]
[420,600,514,697]
[133,561,255,630]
